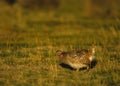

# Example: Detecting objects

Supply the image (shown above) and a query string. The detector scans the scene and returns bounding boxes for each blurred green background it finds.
[2,0,120,17]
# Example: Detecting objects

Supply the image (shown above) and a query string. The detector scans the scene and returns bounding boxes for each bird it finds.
[56,47,96,71]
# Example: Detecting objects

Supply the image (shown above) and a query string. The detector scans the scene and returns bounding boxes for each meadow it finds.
[0,0,120,86]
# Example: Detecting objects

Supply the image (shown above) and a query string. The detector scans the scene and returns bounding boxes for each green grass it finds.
[0,1,120,86]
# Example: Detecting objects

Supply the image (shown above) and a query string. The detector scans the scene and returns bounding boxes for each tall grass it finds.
[0,1,120,86]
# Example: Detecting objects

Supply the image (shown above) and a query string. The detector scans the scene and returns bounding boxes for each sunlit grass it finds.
[0,1,120,86]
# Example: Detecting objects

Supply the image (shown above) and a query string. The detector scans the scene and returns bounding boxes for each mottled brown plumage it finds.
[56,47,95,71]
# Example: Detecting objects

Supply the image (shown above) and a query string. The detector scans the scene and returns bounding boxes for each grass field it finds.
[0,0,120,86]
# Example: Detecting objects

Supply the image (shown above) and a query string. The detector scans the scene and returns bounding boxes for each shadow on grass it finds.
[59,60,98,71]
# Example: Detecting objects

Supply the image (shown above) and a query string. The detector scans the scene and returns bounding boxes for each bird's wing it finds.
[76,50,88,58]
[67,50,88,59]
[76,50,90,65]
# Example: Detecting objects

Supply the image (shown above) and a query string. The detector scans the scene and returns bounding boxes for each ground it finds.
[0,0,120,86]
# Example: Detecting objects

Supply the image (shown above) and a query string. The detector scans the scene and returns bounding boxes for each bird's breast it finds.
[68,62,87,69]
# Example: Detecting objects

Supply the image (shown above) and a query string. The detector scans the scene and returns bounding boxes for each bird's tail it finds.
[91,46,96,54]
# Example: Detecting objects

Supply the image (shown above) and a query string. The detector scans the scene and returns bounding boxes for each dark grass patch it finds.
[16,51,30,58]
[0,81,5,86]
[0,43,36,49]
[27,20,63,27]
[100,76,116,86]
[42,50,49,57]
[110,54,120,62]
[0,51,12,58]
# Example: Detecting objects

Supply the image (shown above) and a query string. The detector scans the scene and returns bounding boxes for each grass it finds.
[0,0,120,86]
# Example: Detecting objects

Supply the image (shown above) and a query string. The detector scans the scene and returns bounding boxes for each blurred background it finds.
[1,0,120,17]
[0,0,120,17]
[0,0,120,29]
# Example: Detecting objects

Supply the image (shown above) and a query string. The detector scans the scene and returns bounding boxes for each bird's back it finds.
[66,50,91,65]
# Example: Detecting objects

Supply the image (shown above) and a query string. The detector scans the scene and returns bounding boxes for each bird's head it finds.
[56,50,67,58]
[56,50,63,57]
